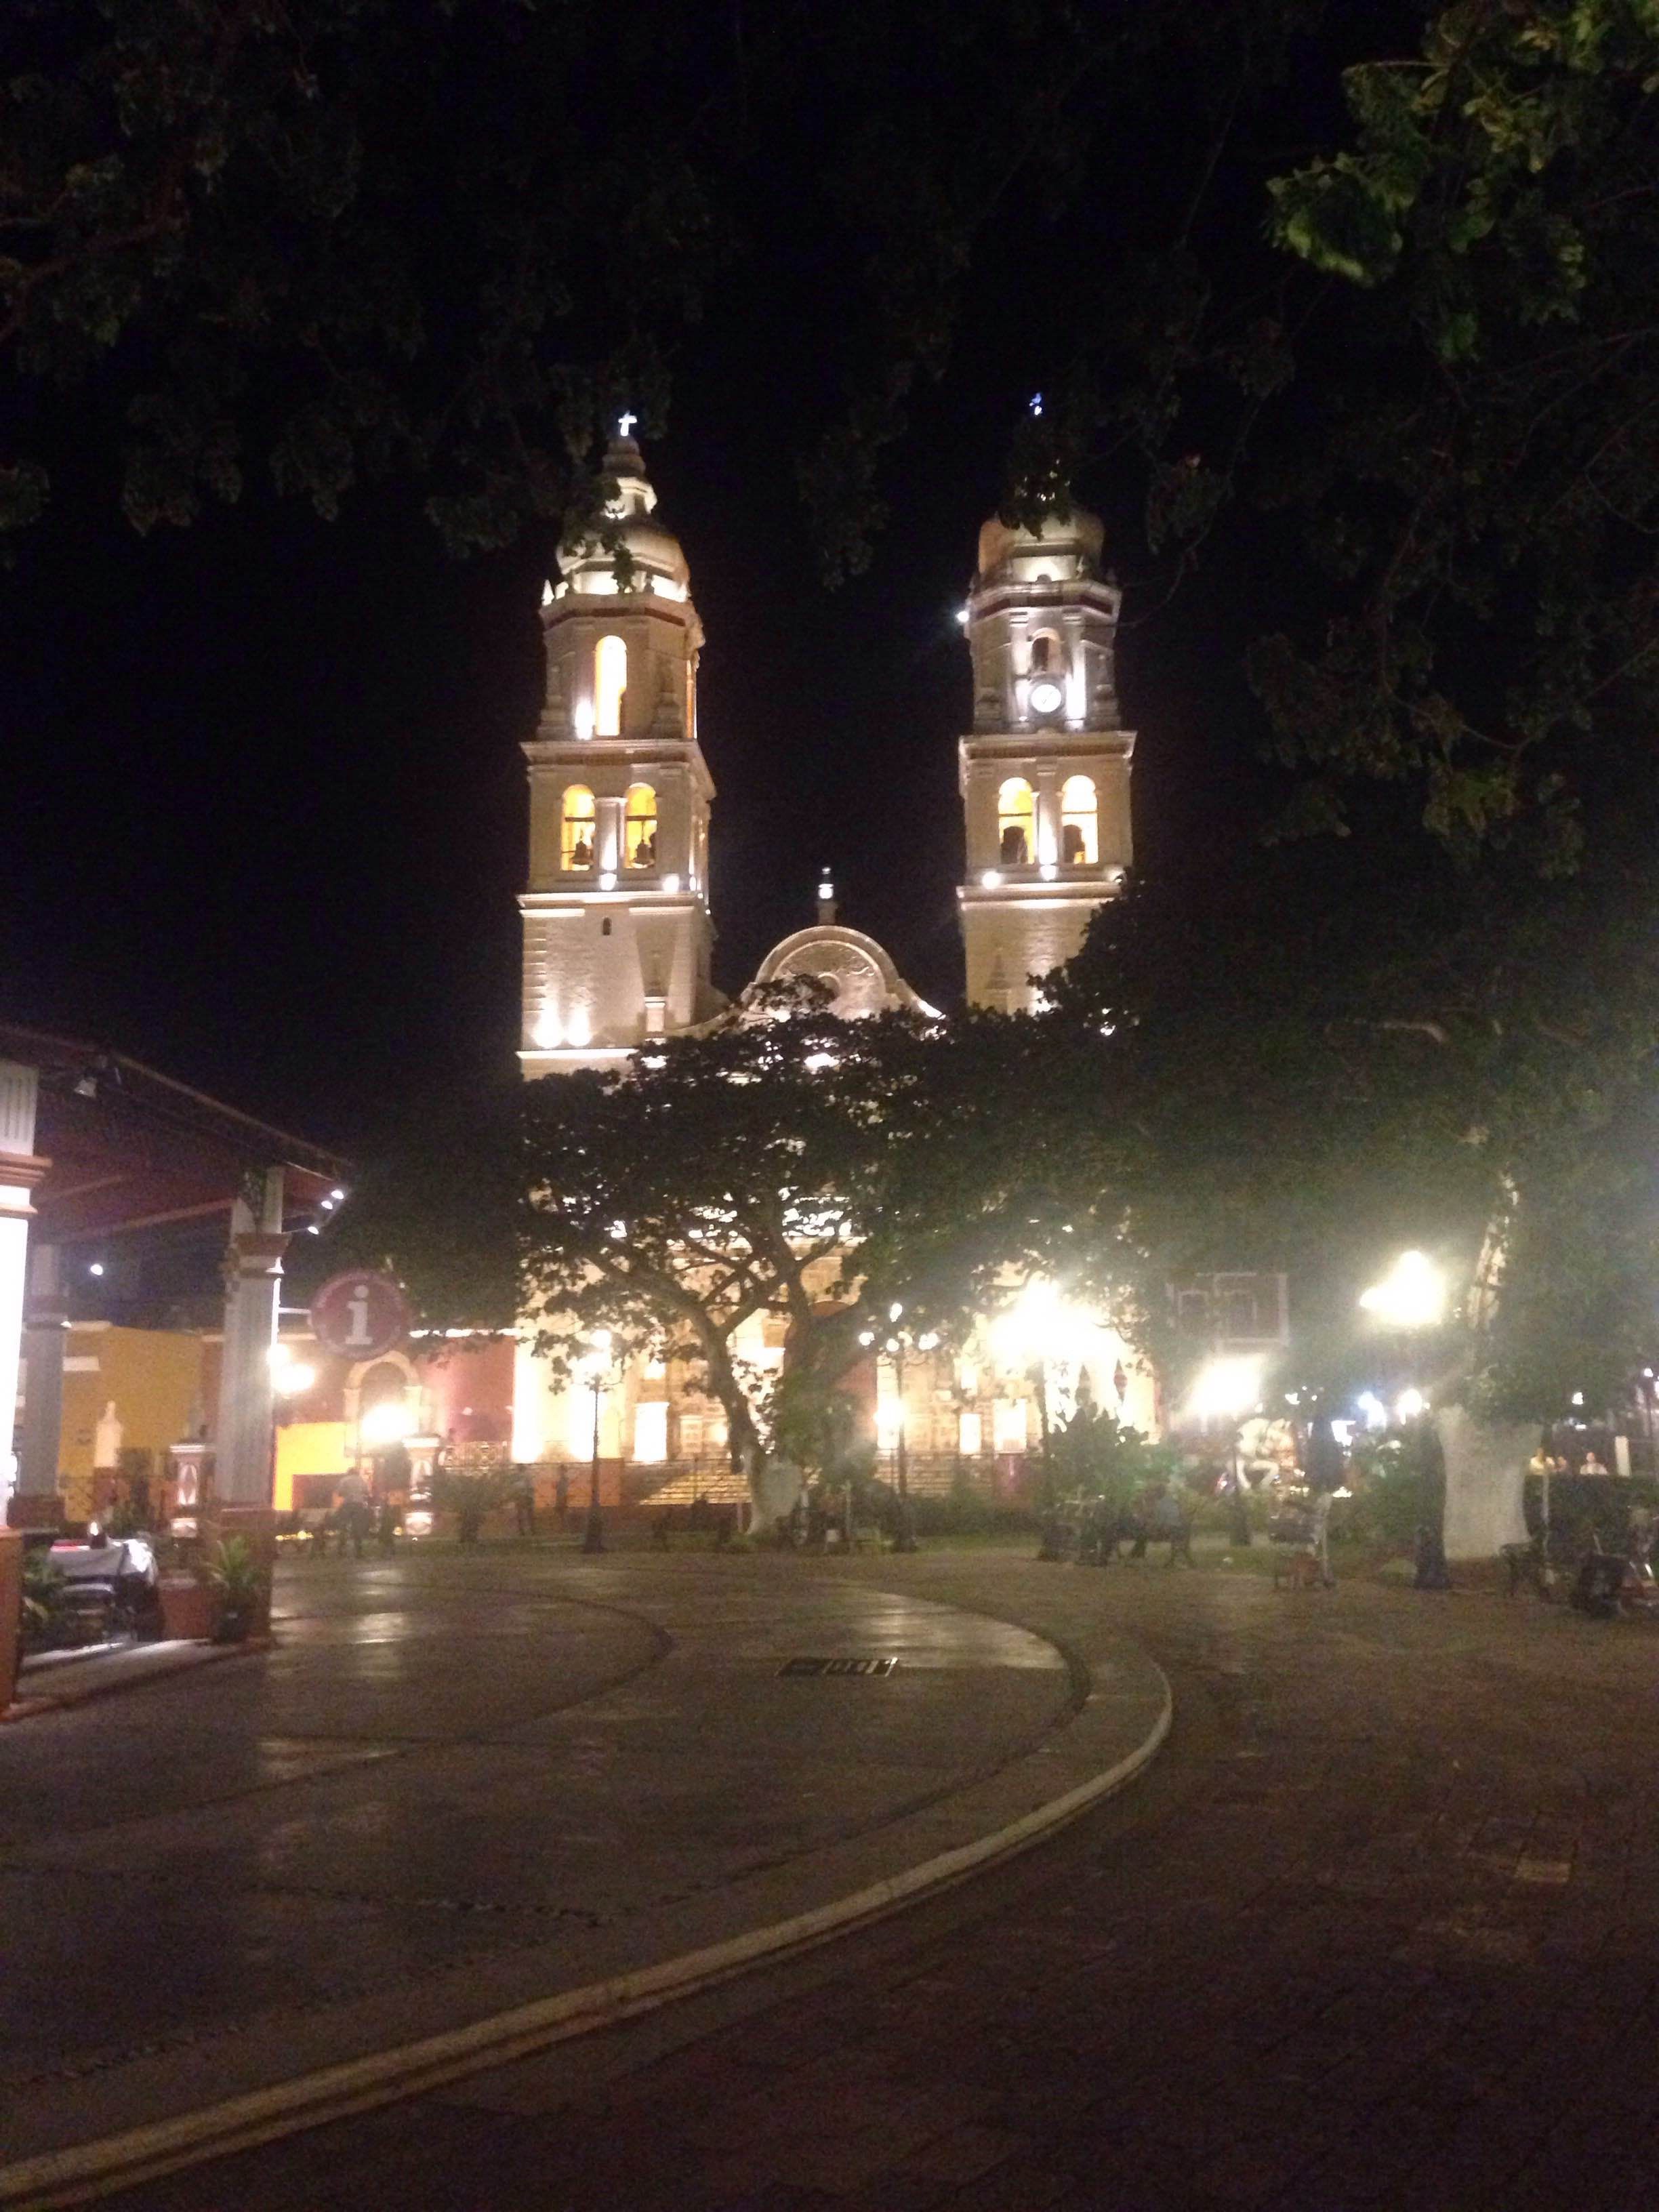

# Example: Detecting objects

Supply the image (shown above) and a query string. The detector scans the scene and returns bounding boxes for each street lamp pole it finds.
[886,1332,918,1553]
[1359,1252,1446,1586]
[580,1331,611,1555]
[874,1303,933,1554]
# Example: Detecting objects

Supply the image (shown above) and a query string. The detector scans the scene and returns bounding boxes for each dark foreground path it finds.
[108,1555,1659,2210]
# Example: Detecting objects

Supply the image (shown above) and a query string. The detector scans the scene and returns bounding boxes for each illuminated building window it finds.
[1029,632,1059,674]
[1061,775,1099,865]
[624,783,658,869]
[560,784,596,871]
[993,1399,1029,1452]
[997,777,1034,867]
[632,1401,669,1462]
[958,1410,983,1456]
[595,634,628,736]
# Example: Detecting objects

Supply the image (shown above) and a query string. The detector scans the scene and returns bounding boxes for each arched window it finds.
[997,777,1034,867]
[594,634,627,737]
[1061,775,1098,865]
[561,784,596,871]
[1029,632,1059,674]
[624,782,657,869]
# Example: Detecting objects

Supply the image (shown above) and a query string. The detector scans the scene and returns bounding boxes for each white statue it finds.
[94,1399,123,1471]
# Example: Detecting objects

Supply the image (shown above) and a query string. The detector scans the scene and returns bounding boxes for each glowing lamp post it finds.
[579,1332,612,1555]
[1187,1354,1267,1426]
[991,1281,1091,1555]
[1358,1250,1445,1413]
[1360,1250,1447,1584]
[1359,1250,1446,1335]
[1187,1354,1267,1513]
[878,1303,937,1555]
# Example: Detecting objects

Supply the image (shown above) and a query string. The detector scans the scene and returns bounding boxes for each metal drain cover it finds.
[778,1656,898,1678]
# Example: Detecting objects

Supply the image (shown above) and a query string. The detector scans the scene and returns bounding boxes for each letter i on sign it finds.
[346,1282,373,1349]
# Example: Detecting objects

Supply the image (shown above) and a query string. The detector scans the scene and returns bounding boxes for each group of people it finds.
[1530,1446,1614,1482]
[1042,1481,1195,1568]
[321,1462,574,1556]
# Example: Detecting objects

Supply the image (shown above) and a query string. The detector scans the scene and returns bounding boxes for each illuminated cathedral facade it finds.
[518,422,1134,1064]
[508,422,1151,1481]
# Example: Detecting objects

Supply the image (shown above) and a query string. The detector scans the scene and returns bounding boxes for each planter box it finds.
[157,1576,217,1642]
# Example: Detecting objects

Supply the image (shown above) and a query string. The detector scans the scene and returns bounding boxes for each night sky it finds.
[3,365,1263,1160]
[1,14,1354,1160]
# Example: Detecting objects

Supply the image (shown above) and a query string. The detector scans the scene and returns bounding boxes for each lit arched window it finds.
[1029,632,1059,674]
[997,777,1034,867]
[624,783,657,869]
[594,634,627,736]
[561,784,596,871]
[1061,775,1098,865]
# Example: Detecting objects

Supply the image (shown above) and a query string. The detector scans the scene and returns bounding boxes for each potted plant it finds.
[155,1543,217,1642]
[20,1551,64,1651]
[206,1536,262,1643]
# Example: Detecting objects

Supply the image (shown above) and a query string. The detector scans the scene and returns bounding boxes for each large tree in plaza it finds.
[514,993,1126,1515]
[339,989,1129,1517]
[1047,821,1659,1545]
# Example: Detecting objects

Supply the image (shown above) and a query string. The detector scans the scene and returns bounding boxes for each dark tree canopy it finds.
[335,992,1130,1504]
[1051,818,1659,1419]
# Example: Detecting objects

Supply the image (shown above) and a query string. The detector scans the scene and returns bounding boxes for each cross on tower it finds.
[617,411,638,439]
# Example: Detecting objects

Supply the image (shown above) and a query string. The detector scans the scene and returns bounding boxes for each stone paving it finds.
[100,1548,1659,2212]
[0,1547,1166,2179]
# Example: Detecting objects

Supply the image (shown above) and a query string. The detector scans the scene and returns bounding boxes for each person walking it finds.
[510,1464,536,1540]
[1628,1497,1656,1568]
[1151,1482,1189,1567]
[336,1465,371,1560]
[1311,1486,1335,1587]
[376,1492,402,1555]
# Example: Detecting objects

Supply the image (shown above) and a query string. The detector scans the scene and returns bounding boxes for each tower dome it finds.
[520,417,717,1071]
[554,426,691,602]
[956,487,1134,1015]
[975,501,1106,590]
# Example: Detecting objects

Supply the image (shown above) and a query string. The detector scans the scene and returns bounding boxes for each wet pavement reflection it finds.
[0,1551,1069,2100]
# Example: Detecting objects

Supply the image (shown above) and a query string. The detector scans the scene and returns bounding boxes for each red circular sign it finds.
[309,1271,411,1360]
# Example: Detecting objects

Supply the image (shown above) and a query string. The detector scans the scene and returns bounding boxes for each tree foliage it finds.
[1057,0,1659,863]
[1,0,724,546]
[336,993,1130,1507]
[516,993,1126,1493]
[1051,821,1659,1420]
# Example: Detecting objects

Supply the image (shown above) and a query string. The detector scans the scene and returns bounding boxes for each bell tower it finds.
[957,499,1134,1010]
[520,422,718,1071]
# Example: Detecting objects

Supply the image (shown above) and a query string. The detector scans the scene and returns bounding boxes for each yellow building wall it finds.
[59,1325,207,1519]
[273,1422,350,1511]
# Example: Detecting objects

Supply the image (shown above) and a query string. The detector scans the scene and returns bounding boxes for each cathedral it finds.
[506,421,1154,1488]
[518,421,1134,1061]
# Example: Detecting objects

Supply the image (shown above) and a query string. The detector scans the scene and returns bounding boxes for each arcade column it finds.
[16,1243,67,1529]
[212,1166,287,1634]
[0,1057,45,1702]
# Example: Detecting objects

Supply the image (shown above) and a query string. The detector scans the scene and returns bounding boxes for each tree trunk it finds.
[1435,1405,1532,1561]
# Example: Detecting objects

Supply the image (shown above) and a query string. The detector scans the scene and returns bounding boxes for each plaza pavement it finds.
[56,1542,1659,2212]
[0,1545,1166,2200]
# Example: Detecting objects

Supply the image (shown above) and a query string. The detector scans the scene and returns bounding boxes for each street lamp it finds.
[881,1302,938,1555]
[1359,1250,1445,1332]
[1187,1354,1267,1425]
[1361,1251,1446,1585]
[579,1331,612,1555]
[991,1281,1092,1556]
[1187,1353,1267,1524]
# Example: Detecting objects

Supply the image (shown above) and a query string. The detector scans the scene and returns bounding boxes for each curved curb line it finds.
[1,1666,1170,2211]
